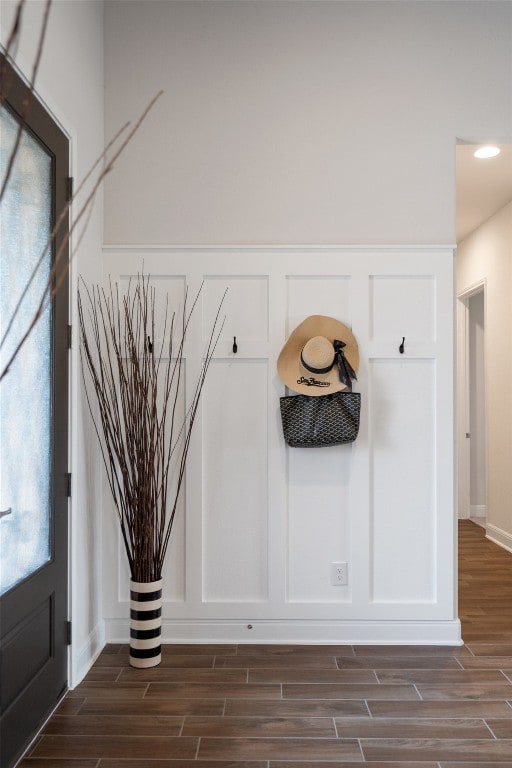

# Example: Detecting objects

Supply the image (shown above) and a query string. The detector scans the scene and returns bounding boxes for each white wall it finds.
[1,0,105,684]
[104,0,512,245]
[99,0,512,646]
[457,200,512,551]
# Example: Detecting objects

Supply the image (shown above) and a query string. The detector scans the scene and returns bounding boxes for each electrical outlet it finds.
[330,561,348,586]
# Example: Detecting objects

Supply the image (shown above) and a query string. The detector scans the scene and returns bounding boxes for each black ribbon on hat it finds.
[333,339,357,389]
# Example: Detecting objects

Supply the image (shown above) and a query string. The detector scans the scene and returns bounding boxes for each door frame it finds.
[456,278,487,523]
[2,41,101,692]
[0,52,70,768]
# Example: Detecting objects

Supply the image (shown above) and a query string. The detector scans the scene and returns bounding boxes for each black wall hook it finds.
[232,336,238,354]
[399,337,405,354]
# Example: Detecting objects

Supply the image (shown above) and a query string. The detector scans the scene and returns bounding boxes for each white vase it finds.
[129,578,162,668]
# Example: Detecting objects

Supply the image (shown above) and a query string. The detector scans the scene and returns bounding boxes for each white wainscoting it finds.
[101,246,459,645]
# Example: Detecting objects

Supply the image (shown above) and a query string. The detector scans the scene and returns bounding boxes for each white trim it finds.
[456,297,470,518]
[105,618,462,646]
[70,624,105,689]
[103,243,457,254]
[470,504,487,519]
[456,280,487,521]
[486,523,512,555]
[458,278,488,302]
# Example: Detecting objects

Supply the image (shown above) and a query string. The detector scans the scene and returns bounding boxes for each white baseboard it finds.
[104,618,462,646]
[70,622,105,689]
[470,504,487,519]
[486,522,512,555]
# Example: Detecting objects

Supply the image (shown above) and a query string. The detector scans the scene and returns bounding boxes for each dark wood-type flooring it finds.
[19,520,512,766]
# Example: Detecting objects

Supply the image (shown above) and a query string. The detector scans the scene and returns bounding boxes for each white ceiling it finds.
[456,143,512,243]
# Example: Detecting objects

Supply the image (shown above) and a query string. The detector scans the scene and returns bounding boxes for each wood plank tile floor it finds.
[19,520,512,766]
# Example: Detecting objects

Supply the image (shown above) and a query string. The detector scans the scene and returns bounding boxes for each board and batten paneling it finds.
[101,247,458,644]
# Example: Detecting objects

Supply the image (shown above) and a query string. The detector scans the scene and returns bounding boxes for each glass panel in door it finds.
[0,104,53,594]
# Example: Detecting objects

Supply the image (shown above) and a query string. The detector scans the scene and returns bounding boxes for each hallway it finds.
[459,519,512,641]
[17,520,512,766]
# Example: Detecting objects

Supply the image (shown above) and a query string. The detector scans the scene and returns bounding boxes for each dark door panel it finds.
[0,53,69,768]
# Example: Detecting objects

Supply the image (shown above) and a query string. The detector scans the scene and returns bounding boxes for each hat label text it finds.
[296,376,331,388]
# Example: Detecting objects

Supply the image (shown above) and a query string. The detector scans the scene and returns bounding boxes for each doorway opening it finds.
[457,282,487,526]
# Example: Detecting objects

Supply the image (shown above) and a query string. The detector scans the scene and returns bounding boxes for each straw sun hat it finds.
[277,315,359,396]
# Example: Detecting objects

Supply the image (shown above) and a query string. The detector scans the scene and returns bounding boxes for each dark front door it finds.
[0,54,69,768]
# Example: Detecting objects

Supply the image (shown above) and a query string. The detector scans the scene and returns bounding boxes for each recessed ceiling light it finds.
[474,145,501,159]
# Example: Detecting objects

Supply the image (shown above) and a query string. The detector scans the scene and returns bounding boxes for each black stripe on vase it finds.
[130,626,161,640]
[130,607,162,621]
[130,588,162,602]
[130,645,161,659]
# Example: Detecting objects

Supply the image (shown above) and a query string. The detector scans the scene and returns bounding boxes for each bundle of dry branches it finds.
[1,0,162,382]
[78,274,225,583]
